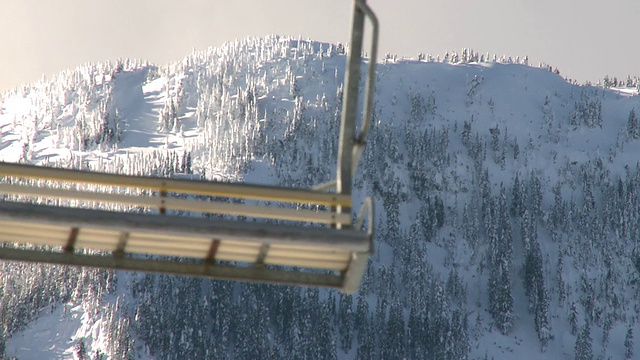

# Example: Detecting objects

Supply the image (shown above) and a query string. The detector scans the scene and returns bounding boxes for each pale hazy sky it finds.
[0,0,637,91]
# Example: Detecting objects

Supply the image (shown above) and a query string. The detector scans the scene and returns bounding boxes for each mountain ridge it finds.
[1,36,639,359]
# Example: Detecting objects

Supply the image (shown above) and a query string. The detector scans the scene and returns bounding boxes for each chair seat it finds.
[0,201,371,292]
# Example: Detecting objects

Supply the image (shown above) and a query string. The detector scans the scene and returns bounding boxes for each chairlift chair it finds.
[0,0,378,294]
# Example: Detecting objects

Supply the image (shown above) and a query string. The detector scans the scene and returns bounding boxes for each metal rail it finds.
[0,248,346,290]
[0,183,351,225]
[352,0,379,175]
[337,0,378,216]
[0,161,356,225]
[0,162,351,207]
[0,201,369,251]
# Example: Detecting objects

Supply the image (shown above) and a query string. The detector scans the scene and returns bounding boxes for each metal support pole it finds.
[337,0,367,215]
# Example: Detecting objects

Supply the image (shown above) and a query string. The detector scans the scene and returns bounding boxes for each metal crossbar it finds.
[0,162,351,206]
[0,184,350,225]
[0,162,352,225]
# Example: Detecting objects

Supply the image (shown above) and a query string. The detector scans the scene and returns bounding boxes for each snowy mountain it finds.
[1,36,640,359]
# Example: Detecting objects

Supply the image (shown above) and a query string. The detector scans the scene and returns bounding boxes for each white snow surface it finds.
[7,303,109,359]
[0,36,639,359]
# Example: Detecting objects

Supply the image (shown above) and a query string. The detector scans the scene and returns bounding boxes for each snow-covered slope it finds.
[1,36,640,359]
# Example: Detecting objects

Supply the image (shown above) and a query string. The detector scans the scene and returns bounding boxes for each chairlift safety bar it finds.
[0,0,378,293]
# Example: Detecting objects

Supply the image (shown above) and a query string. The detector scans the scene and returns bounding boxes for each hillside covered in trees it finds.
[0,36,640,359]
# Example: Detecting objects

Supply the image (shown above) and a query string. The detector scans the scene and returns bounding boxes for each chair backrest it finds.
[0,162,352,226]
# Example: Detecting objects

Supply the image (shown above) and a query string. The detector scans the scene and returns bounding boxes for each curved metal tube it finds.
[351,0,379,175]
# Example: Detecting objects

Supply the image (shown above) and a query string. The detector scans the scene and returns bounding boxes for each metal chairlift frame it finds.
[0,0,378,294]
